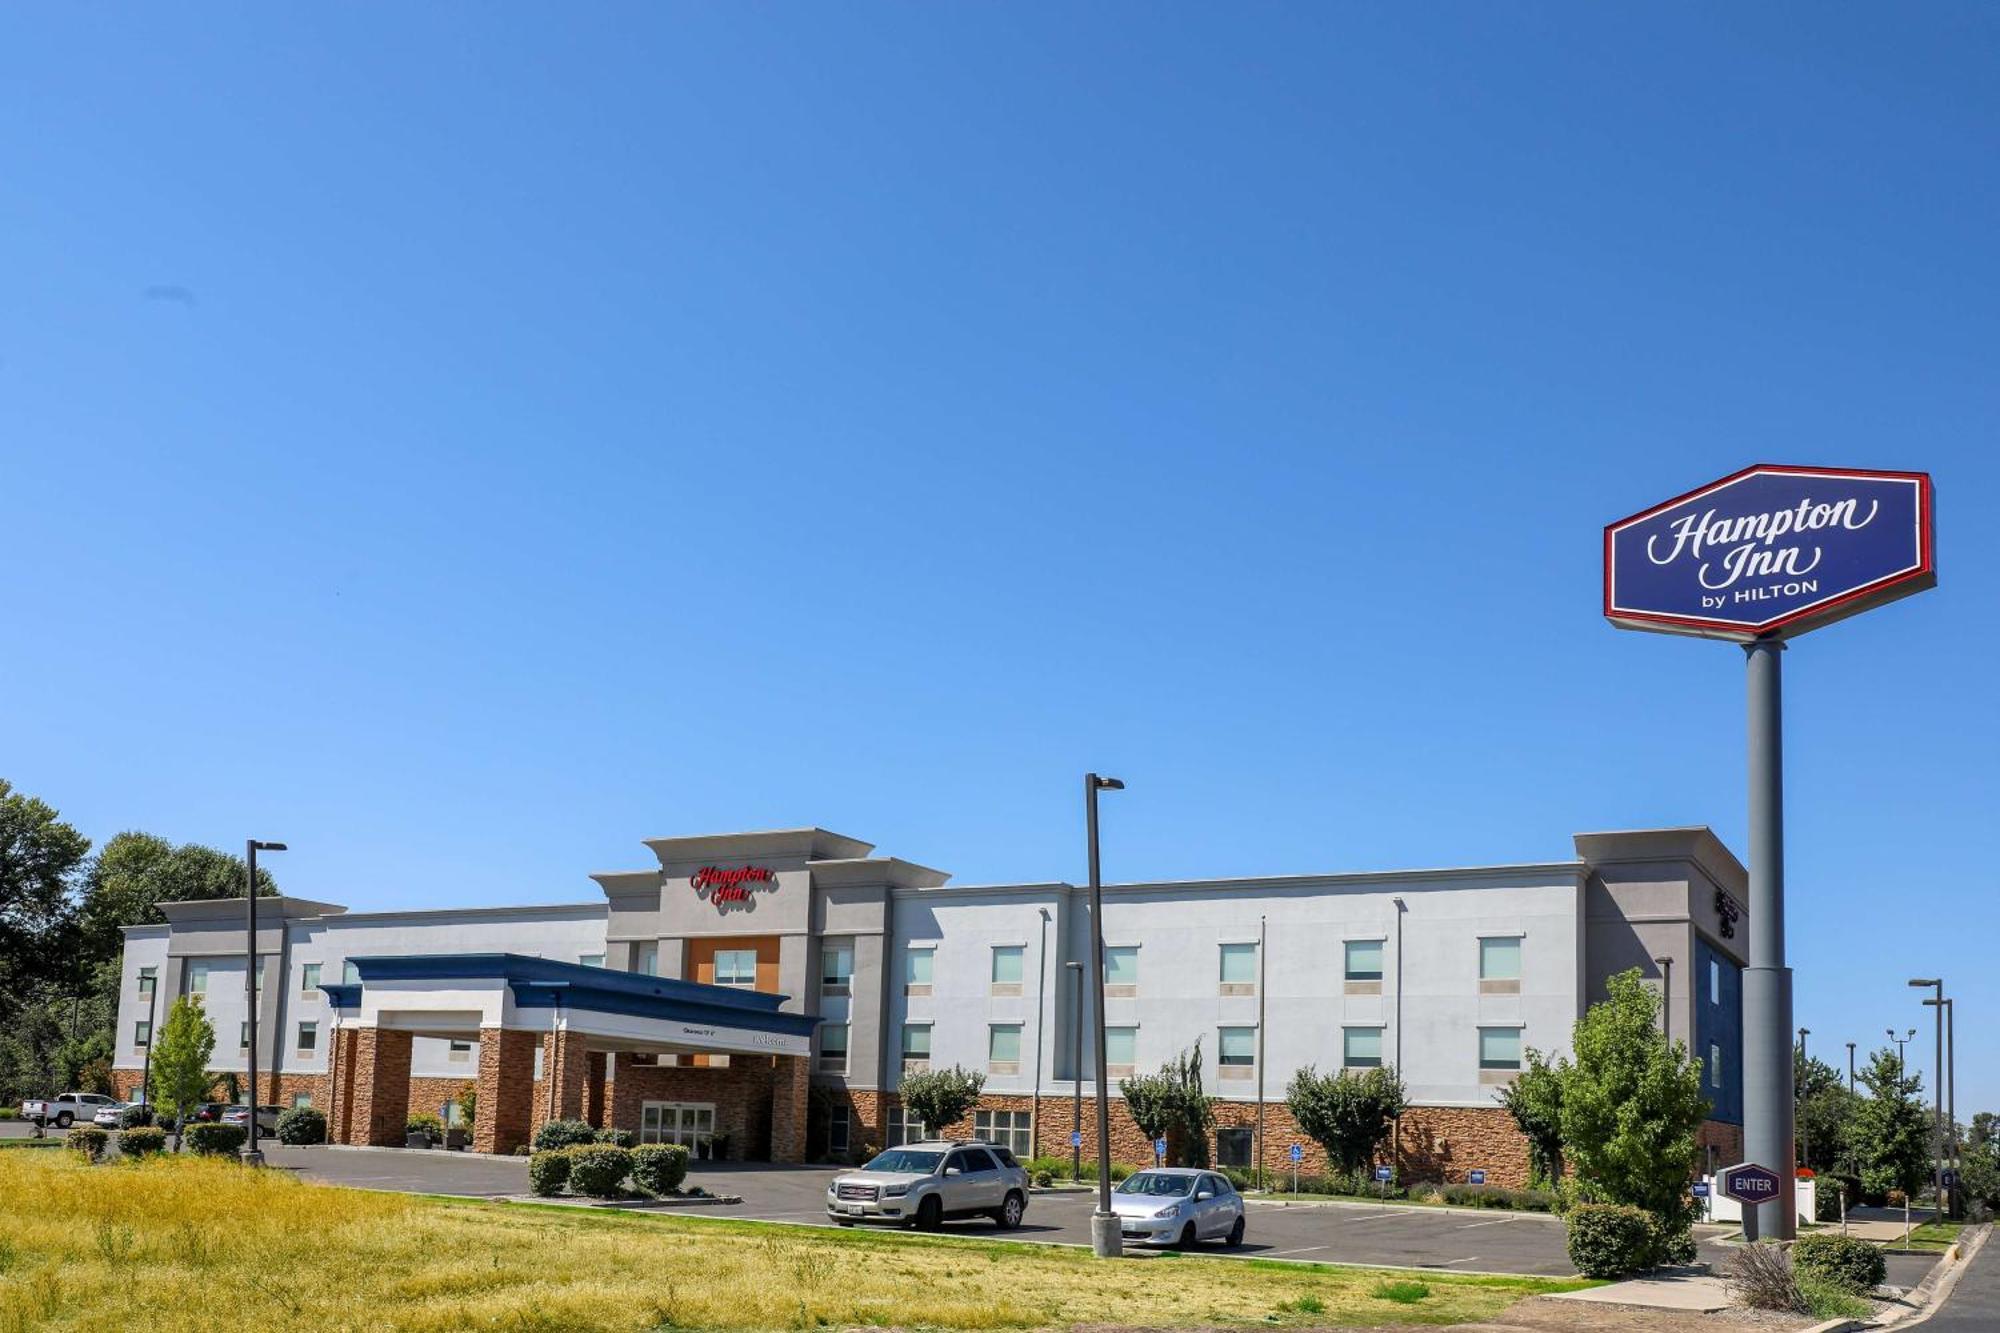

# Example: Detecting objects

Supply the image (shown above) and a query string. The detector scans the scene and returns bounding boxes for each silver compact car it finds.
[826,1140,1030,1231]
[1110,1168,1246,1248]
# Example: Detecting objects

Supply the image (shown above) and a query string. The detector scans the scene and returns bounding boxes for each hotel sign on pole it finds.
[1605,465,1934,642]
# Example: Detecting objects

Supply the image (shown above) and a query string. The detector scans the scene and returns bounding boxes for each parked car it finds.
[18,1092,119,1129]
[825,1140,1030,1231]
[1109,1168,1246,1248]
[91,1100,151,1130]
[221,1105,282,1134]
[160,1102,229,1133]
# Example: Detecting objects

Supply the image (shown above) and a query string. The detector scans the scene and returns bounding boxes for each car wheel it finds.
[1176,1223,1196,1250]
[993,1192,1025,1229]
[1226,1215,1245,1247]
[915,1195,943,1232]
[55,1113,72,1128]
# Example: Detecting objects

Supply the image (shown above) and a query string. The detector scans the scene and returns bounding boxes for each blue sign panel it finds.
[1155,1137,1167,1160]
[1691,1182,1711,1198]
[1071,1130,1082,1148]
[1289,1144,1304,1163]
[1605,466,1934,641]
[1374,1165,1393,1182]
[1943,1169,1958,1189]
[1468,1169,1486,1186]
[1721,1162,1782,1206]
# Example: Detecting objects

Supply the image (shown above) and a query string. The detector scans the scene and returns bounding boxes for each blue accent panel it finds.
[1694,936,1744,1125]
[319,983,362,1011]
[332,953,818,1039]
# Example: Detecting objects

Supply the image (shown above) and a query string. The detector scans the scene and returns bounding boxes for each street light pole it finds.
[1066,960,1083,1182]
[1910,980,1943,1212]
[1846,1042,1856,1094]
[1797,1027,1810,1170]
[1741,639,1796,1241]
[242,840,286,1166]
[1084,772,1124,1259]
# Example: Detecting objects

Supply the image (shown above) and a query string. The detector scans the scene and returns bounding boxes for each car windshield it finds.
[864,1149,943,1174]
[1117,1172,1194,1197]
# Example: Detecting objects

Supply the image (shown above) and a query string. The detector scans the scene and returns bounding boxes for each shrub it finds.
[1108,1162,1133,1182]
[1024,1155,1072,1180]
[532,1118,598,1151]
[406,1113,444,1139]
[1728,1241,1802,1311]
[0,1107,16,1120]
[898,1065,986,1138]
[275,1107,327,1146]
[120,1126,168,1158]
[1033,1169,1053,1187]
[528,1149,572,1196]
[184,1122,247,1156]
[1647,1213,1696,1266]
[117,1104,153,1129]
[66,1126,110,1161]
[1565,1203,1655,1278]
[1221,1166,1256,1191]
[630,1143,689,1195]
[595,1127,636,1148]
[1798,1274,1872,1322]
[565,1145,632,1198]
[1815,1186,1845,1222]
[1792,1233,1886,1294]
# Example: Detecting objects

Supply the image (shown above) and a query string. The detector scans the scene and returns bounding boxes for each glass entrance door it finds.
[640,1101,717,1156]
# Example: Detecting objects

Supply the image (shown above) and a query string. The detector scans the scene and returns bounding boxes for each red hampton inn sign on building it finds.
[690,865,776,907]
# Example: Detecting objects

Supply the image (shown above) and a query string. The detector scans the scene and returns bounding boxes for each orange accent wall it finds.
[683,937,780,1067]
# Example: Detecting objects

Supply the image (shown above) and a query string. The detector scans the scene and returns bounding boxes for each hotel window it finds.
[637,944,659,977]
[187,961,211,996]
[887,1106,927,1147]
[1218,943,1257,995]
[300,963,320,994]
[1478,1027,1523,1077]
[1217,1127,1254,1169]
[901,1023,931,1073]
[1479,937,1522,994]
[1708,1042,1723,1090]
[819,1023,850,1075]
[975,1109,1034,1158]
[713,949,758,987]
[290,1092,313,1110]
[1344,939,1384,994]
[342,960,360,985]
[990,945,1025,996]
[448,1039,473,1064]
[297,1021,317,1055]
[1217,1025,1256,1079]
[1709,959,1720,1004]
[1104,1026,1137,1078]
[988,1023,1023,1075]
[239,1022,250,1051]
[822,944,853,996]
[138,966,157,997]
[133,1020,151,1049]
[578,953,604,969]
[1343,1026,1383,1069]
[1104,946,1139,995]
[828,1105,851,1156]
[905,947,935,996]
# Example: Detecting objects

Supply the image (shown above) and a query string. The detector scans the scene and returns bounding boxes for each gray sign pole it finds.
[1741,640,1796,1241]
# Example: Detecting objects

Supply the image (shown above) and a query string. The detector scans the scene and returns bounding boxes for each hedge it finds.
[406,1112,444,1139]
[532,1119,598,1151]
[185,1122,248,1156]
[566,1145,632,1198]
[120,1126,168,1158]
[1792,1233,1886,1294]
[66,1126,110,1161]
[631,1143,689,1195]
[1565,1203,1655,1278]
[275,1107,327,1146]
[528,1149,572,1197]
[596,1127,636,1149]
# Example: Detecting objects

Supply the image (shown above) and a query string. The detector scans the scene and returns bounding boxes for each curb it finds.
[1812,1222,1988,1331]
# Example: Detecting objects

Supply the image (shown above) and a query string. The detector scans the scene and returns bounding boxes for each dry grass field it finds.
[0,1150,1588,1331]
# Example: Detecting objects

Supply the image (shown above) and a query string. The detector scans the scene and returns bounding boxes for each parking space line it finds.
[1453,1216,1517,1229]
[1264,1245,1332,1257]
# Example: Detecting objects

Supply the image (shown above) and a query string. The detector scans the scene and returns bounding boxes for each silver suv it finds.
[826,1140,1030,1231]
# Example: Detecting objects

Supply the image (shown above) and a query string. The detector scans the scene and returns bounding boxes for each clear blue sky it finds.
[4,7,1994,1109]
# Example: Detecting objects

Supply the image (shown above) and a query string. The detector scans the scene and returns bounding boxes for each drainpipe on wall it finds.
[1391,897,1407,1176]
[1032,908,1050,1153]
[1255,914,1267,1190]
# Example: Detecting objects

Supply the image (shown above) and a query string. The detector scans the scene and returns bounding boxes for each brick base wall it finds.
[608,1059,778,1161]
[1698,1119,1744,1171]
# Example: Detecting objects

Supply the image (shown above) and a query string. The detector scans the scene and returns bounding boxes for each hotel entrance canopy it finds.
[320,952,818,1058]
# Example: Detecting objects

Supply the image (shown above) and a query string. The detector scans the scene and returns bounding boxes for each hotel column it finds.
[1741,640,1796,1241]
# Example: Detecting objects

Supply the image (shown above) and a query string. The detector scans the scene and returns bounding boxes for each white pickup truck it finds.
[19,1092,119,1128]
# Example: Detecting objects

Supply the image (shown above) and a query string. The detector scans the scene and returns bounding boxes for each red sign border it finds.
[1603,463,1935,642]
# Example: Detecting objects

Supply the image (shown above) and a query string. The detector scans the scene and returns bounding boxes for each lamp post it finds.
[1084,772,1124,1259]
[1846,1041,1856,1094]
[241,840,285,1166]
[1888,1027,1915,1073]
[1066,960,1083,1182]
[1910,979,1943,1210]
[1922,993,1956,1217]
[1654,956,1673,1044]
[139,970,160,1110]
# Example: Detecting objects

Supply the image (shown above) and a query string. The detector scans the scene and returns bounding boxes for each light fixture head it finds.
[1094,776,1125,791]
[1908,978,1940,987]
[252,841,288,852]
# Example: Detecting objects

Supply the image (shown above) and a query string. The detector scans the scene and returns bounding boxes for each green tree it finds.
[1500,1047,1566,1185]
[1795,1051,1858,1175]
[1119,1039,1218,1167]
[897,1065,985,1137]
[150,997,218,1147]
[1959,1113,2000,1215]
[1286,1065,1408,1178]
[1852,1048,1929,1201]
[0,779,91,1012]
[1558,969,1709,1251]
[77,832,277,966]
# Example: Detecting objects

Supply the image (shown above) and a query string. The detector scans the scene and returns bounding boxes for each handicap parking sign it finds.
[1155,1137,1168,1159]
[1289,1144,1303,1163]
[1374,1165,1393,1182]
[1468,1169,1486,1185]
[1070,1130,1082,1148]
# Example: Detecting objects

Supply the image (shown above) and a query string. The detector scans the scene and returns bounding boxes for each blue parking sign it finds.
[1468,1169,1486,1186]
[1691,1182,1711,1198]
[1155,1137,1167,1160]
[1374,1166,1393,1182]
[1070,1130,1082,1148]
[1289,1144,1303,1163]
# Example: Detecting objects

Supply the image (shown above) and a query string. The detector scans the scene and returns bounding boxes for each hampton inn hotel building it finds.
[111,826,1750,1183]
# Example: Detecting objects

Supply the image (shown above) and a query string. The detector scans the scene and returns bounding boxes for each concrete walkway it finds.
[1543,1268,1732,1313]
